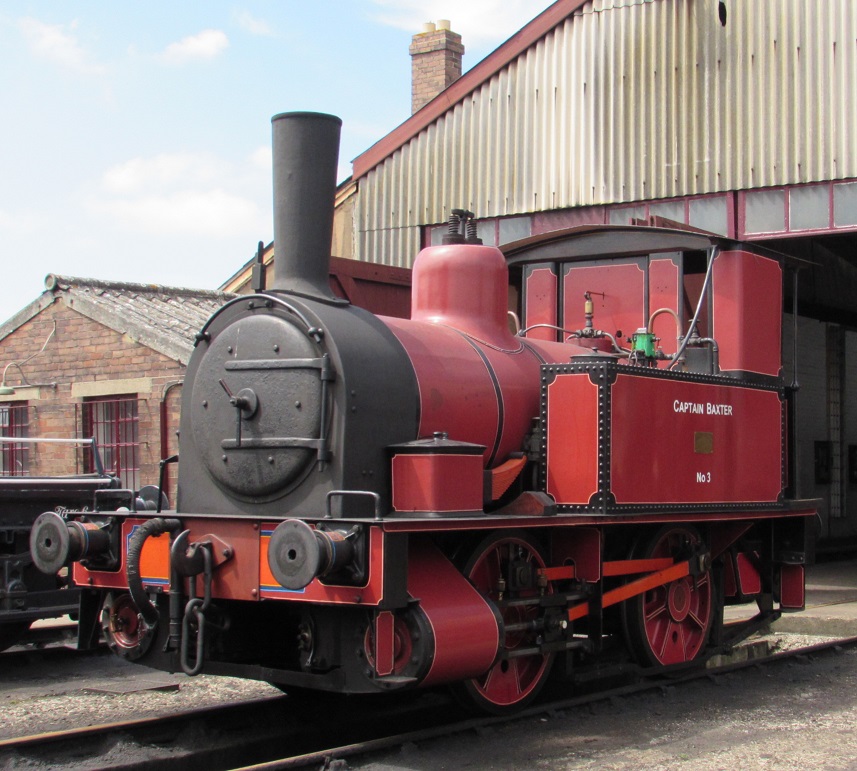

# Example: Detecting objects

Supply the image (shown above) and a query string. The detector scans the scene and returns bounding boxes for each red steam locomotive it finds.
[31,112,815,713]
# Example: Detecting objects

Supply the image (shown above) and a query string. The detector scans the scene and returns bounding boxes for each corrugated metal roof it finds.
[354,0,588,180]
[356,0,857,267]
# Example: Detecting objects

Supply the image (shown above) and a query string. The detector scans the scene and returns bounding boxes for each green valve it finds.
[631,329,657,358]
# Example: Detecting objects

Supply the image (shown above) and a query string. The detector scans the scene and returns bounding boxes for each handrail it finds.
[0,436,108,477]
[0,436,99,445]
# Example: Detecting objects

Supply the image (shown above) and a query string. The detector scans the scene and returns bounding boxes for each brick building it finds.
[0,275,232,498]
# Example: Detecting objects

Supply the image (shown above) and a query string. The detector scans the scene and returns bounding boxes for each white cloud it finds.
[160,29,229,64]
[90,189,261,237]
[18,17,106,74]
[370,0,546,48]
[234,10,274,37]
[0,208,38,236]
[249,145,272,172]
[88,151,268,238]
[101,153,224,195]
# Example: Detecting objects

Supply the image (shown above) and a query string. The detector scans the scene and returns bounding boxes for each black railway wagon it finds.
[0,437,120,650]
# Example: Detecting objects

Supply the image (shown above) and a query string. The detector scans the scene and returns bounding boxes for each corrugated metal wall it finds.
[357,0,857,267]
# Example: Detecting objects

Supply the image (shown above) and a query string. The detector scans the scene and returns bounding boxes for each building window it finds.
[833,182,857,227]
[741,180,857,237]
[648,200,685,222]
[81,396,140,489]
[609,205,647,225]
[426,215,532,247]
[688,197,728,235]
[607,194,731,236]
[497,217,533,245]
[744,189,786,234]
[789,185,829,231]
[0,402,29,476]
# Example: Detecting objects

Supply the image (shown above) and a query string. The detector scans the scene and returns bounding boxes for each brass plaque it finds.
[694,431,714,454]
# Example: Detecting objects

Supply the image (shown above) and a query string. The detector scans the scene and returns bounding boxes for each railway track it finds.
[1,633,854,771]
[5,619,78,648]
[0,621,106,669]
[0,643,105,672]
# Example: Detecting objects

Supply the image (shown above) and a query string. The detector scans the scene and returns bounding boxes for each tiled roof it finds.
[0,274,236,365]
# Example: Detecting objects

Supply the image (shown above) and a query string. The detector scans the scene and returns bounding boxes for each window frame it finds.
[0,401,30,477]
[738,180,857,239]
[80,395,140,489]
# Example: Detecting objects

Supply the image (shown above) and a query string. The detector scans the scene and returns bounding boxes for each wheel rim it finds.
[102,593,154,660]
[634,528,712,666]
[363,616,414,675]
[464,534,552,709]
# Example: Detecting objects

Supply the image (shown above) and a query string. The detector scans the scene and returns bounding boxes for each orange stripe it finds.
[539,566,576,581]
[602,558,675,577]
[568,561,690,622]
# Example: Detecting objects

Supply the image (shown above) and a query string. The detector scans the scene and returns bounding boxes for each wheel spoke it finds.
[657,621,673,660]
[459,532,554,712]
[688,609,706,630]
[491,547,503,579]
[480,659,524,705]
[628,527,715,667]
[645,602,669,624]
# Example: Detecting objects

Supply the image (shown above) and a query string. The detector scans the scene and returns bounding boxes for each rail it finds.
[1,634,854,770]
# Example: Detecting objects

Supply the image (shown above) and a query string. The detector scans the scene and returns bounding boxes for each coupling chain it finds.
[180,545,213,676]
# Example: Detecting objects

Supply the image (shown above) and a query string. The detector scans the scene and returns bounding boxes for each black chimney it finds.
[271,111,342,300]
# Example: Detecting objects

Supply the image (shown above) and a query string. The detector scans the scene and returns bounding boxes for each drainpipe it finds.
[159,380,182,500]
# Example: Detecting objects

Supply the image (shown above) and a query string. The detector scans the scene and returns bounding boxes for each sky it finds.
[0,1,554,320]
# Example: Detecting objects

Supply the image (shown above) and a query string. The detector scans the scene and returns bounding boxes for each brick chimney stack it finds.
[409,20,464,114]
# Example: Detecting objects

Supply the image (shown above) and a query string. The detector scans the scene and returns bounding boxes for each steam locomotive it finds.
[31,112,815,713]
